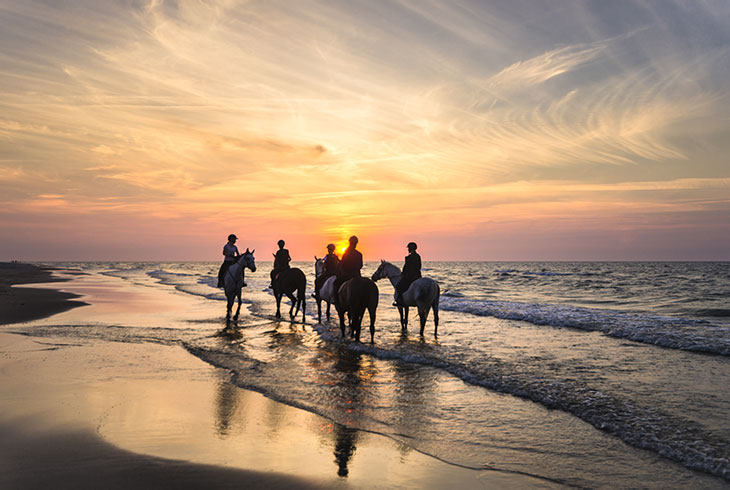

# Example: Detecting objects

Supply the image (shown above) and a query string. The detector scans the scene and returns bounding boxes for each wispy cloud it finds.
[1,0,728,259]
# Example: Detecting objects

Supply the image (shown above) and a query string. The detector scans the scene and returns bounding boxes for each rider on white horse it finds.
[314,243,339,298]
[217,233,240,288]
[394,242,421,306]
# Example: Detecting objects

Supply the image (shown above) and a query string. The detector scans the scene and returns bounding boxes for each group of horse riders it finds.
[217,234,422,307]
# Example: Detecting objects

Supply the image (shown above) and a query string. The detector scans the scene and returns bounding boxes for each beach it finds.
[0,263,543,489]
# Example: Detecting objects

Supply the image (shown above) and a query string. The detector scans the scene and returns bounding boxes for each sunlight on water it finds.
[17,260,730,486]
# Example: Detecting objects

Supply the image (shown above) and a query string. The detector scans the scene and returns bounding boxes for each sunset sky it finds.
[1,0,729,261]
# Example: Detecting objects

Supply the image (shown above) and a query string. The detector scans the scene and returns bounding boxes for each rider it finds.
[333,236,363,306]
[314,243,340,298]
[217,233,240,288]
[270,239,291,288]
[394,241,421,306]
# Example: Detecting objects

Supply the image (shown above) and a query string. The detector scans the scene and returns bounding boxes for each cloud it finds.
[1,0,729,259]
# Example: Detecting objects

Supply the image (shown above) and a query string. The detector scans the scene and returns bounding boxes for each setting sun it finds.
[0,1,728,263]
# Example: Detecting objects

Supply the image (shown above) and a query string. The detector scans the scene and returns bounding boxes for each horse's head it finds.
[241,248,256,272]
[314,256,325,277]
[371,259,396,281]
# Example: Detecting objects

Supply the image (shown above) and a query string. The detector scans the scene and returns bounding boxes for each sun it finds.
[336,240,349,255]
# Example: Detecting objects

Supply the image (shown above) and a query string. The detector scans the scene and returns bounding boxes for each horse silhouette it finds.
[272,267,307,322]
[314,256,336,322]
[336,276,378,342]
[371,260,440,335]
[224,249,256,321]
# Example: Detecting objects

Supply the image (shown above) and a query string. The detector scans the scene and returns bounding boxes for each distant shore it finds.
[0,262,88,325]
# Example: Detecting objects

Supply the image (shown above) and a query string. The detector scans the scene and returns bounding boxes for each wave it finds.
[185,321,730,482]
[695,309,730,318]
[439,297,730,356]
[495,269,573,277]
[309,324,730,481]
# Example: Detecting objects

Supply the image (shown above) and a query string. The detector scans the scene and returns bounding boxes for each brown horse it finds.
[272,267,306,321]
[336,277,378,342]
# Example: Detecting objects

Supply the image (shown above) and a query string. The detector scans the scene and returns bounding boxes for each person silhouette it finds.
[217,234,240,288]
[394,241,421,306]
[314,243,340,298]
[270,239,291,288]
[333,236,363,306]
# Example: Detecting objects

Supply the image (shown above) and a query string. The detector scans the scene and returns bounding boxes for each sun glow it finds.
[0,2,728,261]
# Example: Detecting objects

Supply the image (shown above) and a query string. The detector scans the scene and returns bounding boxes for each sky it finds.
[1,0,729,261]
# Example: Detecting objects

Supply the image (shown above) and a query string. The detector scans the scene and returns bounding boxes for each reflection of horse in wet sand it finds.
[314,257,336,322]
[336,277,378,343]
[372,260,440,335]
[272,268,306,322]
[224,249,256,321]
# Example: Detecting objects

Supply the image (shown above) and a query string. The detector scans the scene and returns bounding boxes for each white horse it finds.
[224,249,256,321]
[371,260,440,335]
[313,256,336,322]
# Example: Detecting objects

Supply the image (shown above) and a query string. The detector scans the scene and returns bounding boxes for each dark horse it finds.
[336,277,378,342]
[272,268,307,322]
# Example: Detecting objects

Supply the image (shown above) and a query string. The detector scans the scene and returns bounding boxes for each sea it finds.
[20,261,730,487]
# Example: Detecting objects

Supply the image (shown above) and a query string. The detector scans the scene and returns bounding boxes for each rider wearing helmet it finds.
[395,241,421,306]
[314,243,340,298]
[270,239,291,288]
[217,233,240,288]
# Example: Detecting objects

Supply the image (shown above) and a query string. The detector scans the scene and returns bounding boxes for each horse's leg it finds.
[226,292,233,320]
[338,307,347,337]
[286,292,297,318]
[404,306,410,331]
[298,291,307,323]
[368,304,376,343]
[326,301,331,321]
[275,292,282,318]
[234,289,242,320]
[353,311,362,341]
[316,297,322,323]
[417,302,429,336]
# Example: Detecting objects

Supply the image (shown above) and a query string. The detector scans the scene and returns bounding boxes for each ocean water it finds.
[21,261,730,487]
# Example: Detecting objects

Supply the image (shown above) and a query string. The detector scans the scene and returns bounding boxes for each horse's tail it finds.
[432,282,440,333]
[297,269,307,300]
[368,280,379,310]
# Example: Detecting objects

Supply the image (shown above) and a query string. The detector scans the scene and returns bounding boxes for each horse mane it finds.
[380,260,401,275]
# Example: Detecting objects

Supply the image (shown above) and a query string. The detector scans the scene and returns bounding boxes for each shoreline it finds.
[0,262,541,488]
[0,262,88,325]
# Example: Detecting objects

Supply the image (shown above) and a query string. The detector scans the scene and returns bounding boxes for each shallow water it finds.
[13,260,730,487]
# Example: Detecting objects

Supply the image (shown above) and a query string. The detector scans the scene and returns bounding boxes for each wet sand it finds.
[0,263,544,489]
[0,262,87,324]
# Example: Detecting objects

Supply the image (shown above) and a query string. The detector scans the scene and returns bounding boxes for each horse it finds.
[336,276,379,343]
[272,267,307,322]
[224,249,256,321]
[371,260,440,335]
[313,256,336,322]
